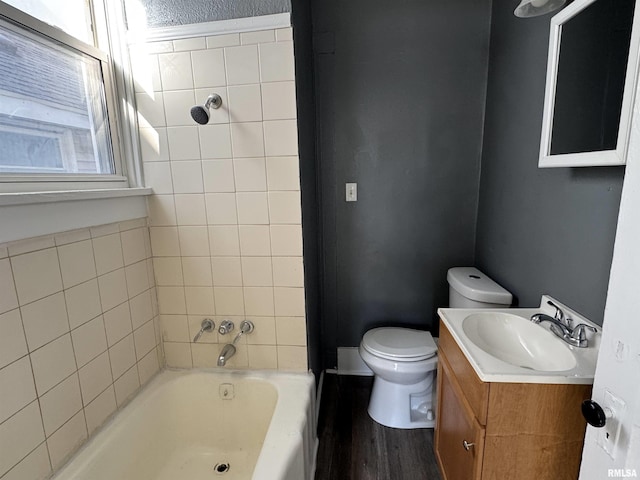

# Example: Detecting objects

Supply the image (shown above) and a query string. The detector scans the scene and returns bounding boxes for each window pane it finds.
[0,22,114,175]
[2,0,94,44]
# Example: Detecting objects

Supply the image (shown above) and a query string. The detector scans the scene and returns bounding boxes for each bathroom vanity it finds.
[434,300,598,480]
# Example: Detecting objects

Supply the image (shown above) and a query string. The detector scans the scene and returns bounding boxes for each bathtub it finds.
[52,369,317,480]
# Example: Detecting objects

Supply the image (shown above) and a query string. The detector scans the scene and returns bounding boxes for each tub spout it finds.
[217,343,236,367]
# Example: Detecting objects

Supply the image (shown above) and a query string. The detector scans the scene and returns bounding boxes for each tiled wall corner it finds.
[0,219,162,479]
[132,26,308,372]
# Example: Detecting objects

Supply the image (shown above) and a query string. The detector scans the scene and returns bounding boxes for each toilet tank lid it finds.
[447,267,512,305]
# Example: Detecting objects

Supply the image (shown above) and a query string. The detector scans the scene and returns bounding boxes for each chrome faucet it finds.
[217,320,255,366]
[530,313,597,348]
[193,318,214,342]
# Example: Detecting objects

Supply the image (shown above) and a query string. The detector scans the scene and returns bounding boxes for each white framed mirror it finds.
[539,0,640,168]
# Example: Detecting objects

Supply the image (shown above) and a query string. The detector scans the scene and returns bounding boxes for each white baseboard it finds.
[337,347,373,376]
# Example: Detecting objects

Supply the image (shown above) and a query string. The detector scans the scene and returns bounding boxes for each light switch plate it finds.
[346,183,357,202]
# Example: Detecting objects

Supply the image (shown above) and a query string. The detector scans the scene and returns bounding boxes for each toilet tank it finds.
[447,267,512,308]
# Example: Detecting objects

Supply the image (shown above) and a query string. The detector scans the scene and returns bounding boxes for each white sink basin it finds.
[461,312,577,372]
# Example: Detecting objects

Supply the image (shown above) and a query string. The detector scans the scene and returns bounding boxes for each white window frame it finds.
[0,0,143,193]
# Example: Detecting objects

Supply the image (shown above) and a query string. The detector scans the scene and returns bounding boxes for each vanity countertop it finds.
[437,295,600,384]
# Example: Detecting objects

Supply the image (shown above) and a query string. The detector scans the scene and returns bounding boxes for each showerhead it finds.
[190,93,222,125]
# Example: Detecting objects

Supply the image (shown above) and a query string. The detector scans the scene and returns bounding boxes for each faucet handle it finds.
[218,319,234,335]
[572,324,597,340]
[193,318,214,342]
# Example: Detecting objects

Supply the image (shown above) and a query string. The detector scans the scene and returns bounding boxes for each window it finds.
[0,0,134,192]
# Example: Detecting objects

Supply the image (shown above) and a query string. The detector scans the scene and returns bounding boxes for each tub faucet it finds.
[217,320,255,367]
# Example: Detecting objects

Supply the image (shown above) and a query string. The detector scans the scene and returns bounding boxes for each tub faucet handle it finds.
[193,318,215,342]
[218,320,234,335]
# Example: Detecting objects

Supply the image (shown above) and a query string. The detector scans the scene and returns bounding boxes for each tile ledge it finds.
[0,188,152,207]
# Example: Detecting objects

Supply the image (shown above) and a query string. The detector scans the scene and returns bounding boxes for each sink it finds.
[461,312,577,372]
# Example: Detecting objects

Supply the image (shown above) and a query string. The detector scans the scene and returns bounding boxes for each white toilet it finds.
[359,266,512,429]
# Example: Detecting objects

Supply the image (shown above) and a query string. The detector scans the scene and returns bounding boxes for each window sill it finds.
[0,188,153,244]
[0,187,152,206]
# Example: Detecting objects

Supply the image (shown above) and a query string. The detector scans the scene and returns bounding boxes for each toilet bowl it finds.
[359,327,438,429]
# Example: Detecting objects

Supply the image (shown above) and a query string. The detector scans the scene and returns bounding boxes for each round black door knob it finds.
[581,399,607,428]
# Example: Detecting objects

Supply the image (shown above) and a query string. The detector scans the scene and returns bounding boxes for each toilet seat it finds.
[362,327,437,362]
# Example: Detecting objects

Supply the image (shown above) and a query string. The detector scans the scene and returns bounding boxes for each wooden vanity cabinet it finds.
[434,320,592,480]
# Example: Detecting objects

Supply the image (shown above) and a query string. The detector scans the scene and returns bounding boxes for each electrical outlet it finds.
[597,389,626,458]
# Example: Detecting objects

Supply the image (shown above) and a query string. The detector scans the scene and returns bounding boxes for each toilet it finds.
[359,266,512,429]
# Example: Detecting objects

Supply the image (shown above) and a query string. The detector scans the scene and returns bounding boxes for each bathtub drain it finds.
[214,463,230,475]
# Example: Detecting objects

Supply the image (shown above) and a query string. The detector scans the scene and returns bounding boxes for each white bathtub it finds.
[52,369,317,480]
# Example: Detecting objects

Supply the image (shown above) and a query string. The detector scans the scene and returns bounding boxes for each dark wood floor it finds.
[315,374,442,480]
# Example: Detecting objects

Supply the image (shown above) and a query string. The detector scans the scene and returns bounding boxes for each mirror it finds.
[539,0,640,167]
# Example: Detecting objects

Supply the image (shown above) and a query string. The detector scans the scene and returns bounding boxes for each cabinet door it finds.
[435,354,485,480]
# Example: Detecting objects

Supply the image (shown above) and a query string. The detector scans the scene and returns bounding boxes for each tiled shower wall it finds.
[0,219,162,479]
[132,26,308,370]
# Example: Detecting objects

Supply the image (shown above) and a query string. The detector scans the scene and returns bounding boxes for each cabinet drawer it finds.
[435,353,485,480]
[438,319,489,425]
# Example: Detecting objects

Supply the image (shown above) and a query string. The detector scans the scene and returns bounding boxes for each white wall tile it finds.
[114,365,140,406]
[245,316,276,345]
[276,27,293,42]
[135,92,165,128]
[0,401,45,477]
[241,257,273,286]
[0,259,18,314]
[182,257,213,286]
[239,225,271,256]
[137,349,160,385]
[272,257,304,287]
[157,287,187,315]
[90,223,119,239]
[84,386,116,435]
[213,287,244,316]
[191,343,219,368]
[54,229,90,247]
[261,81,297,120]
[276,317,307,346]
[65,280,101,330]
[259,42,295,82]
[131,51,161,93]
[173,37,206,52]
[0,356,36,424]
[230,122,265,157]
[171,161,204,193]
[158,52,194,90]
[109,335,136,380]
[57,240,96,289]
[234,157,267,192]
[243,287,275,316]
[268,191,302,224]
[121,229,147,266]
[211,257,242,286]
[277,345,307,371]
[30,334,77,396]
[163,342,192,368]
[143,162,174,194]
[11,249,62,306]
[203,159,235,192]
[125,261,150,298]
[92,234,124,276]
[241,30,275,45]
[46,410,87,469]
[130,290,153,330]
[199,124,232,158]
[206,34,240,49]
[209,226,240,256]
[167,126,201,160]
[163,89,196,126]
[225,45,260,85]
[21,293,69,352]
[228,84,263,122]
[178,227,210,256]
[236,192,269,224]
[248,345,277,369]
[1,443,51,480]
[153,257,184,286]
[78,352,112,406]
[205,193,238,225]
[274,287,306,317]
[264,120,298,156]
[139,127,169,163]
[147,195,177,226]
[150,227,181,257]
[0,310,27,369]
[71,316,107,368]
[160,315,190,342]
[134,321,156,360]
[266,156,300,190]
[192,48,227,88]
[39,373,82,436]
[98,269,128,312]
[103,302,132,347]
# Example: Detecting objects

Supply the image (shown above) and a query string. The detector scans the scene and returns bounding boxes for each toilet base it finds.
[367,373,437,429]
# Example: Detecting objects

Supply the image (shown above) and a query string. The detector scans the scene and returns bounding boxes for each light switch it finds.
[346,183,357,202]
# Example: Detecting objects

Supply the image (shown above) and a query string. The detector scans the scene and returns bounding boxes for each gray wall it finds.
[475,1,625,326]
[126,0,290,27]
[312,0,492,366]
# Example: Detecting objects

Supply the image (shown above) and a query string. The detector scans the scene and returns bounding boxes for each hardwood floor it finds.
[315,374,442,480]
